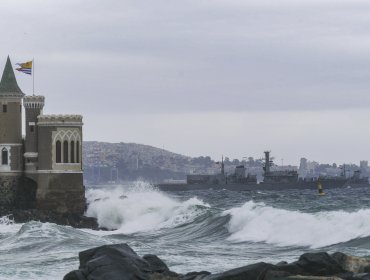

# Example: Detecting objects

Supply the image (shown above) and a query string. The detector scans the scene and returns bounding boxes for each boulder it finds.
[143,254,171,274]
[180,271,211,280]
[64,244,178,280]
[346,273,370,280]
[294,252,345,276]
[331,252,370,274]
[270,276,344,280]
[204,262,274,280]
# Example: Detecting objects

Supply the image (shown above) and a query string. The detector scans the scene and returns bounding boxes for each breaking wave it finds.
[224,201,370,248]
[85,182,210,233]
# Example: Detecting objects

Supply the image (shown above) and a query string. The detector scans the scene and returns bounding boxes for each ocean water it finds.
[1,181,370,279]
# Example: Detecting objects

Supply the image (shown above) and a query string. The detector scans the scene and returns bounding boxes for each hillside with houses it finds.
[83,141,221,184]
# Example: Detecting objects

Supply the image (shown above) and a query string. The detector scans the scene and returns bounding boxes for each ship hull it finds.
[156,181,369,191]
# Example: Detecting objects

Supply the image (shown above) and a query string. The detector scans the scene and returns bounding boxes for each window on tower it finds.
[70,141,75,163]
[63,140,69,163]
[2,104,7,113]
[56,141,61,163]
[76,141,80,163]
[1,148,8,165]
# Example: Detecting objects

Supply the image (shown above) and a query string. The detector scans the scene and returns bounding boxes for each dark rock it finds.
[204,262,273,280]
[64,244,154,280]
[181,271,211,280]
[64,244,370,280]
[143,254,170,273]
[332,252,370,274]
[271,276,344,280]
[63,270,87,280]
[151,272,179,280]
[294,252,345,276]
[263,269,292,280]
[271,263,303,276]
[7,209,98,229]
[347,273,370,280]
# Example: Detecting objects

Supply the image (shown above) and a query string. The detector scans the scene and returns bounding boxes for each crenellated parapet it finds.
[23,95,45,109]
[38,114,83,126]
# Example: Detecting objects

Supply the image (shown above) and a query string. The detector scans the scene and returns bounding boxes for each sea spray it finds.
[0,216,23,238]
[224,200,370,248]
[85,182,210,233]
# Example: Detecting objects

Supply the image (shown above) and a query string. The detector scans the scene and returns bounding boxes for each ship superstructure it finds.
[157,151,369,191]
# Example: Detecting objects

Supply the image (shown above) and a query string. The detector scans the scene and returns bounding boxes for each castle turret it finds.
[23,95,45,171]
[0,56,25,209]
[0,56,24,173]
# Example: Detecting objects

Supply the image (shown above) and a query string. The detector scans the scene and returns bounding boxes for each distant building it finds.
[360,161,368,170]
[0,56,85,214]
[298,157,308,178]
[360,160,369,176]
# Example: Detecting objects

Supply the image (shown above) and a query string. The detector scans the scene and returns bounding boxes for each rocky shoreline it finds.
[64,243,370,280]
[1,209,98,229]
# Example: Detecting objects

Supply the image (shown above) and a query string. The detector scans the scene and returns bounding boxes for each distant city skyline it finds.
[2,0,370,165]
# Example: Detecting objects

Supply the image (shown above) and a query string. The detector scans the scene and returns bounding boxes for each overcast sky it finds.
[1,0,370,165]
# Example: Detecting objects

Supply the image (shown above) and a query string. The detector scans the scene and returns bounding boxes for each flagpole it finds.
[32,58,34,95]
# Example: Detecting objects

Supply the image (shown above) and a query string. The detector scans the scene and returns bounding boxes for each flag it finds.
[16,60,32,75]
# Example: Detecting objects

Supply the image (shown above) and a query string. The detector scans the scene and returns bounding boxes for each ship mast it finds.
[221,155,225,176]
[264,151,271,175]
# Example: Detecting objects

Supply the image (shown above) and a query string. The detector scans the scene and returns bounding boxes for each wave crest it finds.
[224,201,370,248]
[86,182,210,233]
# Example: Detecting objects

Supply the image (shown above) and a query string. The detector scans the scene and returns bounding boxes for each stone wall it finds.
[36,173,86,214]
[0,175,20,210]
[0,175,37,211]
[10,145,23,171]
[0,100,22,143]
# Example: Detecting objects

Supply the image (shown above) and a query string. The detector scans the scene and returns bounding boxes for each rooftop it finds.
[0,56,24,98]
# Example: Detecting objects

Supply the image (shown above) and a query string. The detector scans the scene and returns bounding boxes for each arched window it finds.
[56,141,61,163]
[63,140,69,163]
[70,141,75,163]
[1,148,8,165]
[76,141,80,163]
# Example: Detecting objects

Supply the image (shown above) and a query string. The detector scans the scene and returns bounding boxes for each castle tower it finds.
[0,56,86,216]
[35,115,85,214]
[0,56,24,172]
[23,95,45,171]
[0,56,25,208]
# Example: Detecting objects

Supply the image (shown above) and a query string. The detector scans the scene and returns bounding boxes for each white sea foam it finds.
[0,216,23,235]
[85,182,210,233]
[224,201,370,248]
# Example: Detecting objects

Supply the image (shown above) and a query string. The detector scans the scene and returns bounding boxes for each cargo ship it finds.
[156,151,369,191]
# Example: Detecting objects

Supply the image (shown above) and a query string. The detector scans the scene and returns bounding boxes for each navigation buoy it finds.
[317,182,325,196]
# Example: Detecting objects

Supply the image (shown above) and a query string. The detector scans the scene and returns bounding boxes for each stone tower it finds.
[0,57,25,209]
[23,95,45,171]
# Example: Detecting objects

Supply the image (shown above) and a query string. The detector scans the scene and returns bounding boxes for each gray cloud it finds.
[1,0,369,162]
